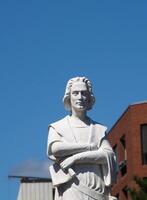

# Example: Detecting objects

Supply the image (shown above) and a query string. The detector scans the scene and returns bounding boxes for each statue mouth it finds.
[76,102,84,105]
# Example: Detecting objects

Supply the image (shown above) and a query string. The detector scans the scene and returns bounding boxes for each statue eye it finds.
[72,91,78,95]
[81,91,88,96]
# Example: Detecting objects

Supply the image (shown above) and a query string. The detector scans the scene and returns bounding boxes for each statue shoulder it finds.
[51,116,68,126]
[48,116,69,133]
[90,118,108,133]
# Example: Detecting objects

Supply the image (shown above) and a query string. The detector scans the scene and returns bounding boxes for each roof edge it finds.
[108,101,147,134]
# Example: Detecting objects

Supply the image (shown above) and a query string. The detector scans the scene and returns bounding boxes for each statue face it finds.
[70,82,90,112]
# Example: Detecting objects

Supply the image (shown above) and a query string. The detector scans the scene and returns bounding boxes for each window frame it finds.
[140,124,147,165]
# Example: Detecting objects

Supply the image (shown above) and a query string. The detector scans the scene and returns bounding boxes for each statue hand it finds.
[60,156,75,170]
[89,143,98,150]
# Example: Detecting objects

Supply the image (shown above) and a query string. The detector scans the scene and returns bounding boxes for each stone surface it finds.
[47,77,117,200]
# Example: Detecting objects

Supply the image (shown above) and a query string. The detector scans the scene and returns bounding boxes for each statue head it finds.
[63,76,95,112]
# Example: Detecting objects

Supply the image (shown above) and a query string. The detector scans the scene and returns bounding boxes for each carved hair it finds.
[63,76,95,111]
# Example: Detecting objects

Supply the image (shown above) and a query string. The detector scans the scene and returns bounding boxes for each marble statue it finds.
[47,77,117,200]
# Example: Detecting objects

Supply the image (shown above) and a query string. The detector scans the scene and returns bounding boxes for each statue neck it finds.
[69,114,90,127]
[71,109,87,121]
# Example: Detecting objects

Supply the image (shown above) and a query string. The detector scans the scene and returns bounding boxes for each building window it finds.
[119,160,127,176]
[116,193,119,200]
[120,135,127,160]
[122,186,128,199]
[141,124,147,164]
[119,135,127,176]
[113,145,118,163]
[113,145,119,181]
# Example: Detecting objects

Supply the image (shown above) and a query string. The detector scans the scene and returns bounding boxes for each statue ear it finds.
[67,98,71,110]
[87,95,93,110]
[64,97,71,111]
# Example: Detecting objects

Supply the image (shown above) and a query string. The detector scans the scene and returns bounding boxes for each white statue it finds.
[47,77,117,200]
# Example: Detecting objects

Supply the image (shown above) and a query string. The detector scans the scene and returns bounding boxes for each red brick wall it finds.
[107,102,147,200]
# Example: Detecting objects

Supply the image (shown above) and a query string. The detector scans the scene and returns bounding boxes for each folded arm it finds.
[51,141,98,157]
[60,139,115,169]
[47,126,98,159]
[60,148,107,169]
[75,148,108,164]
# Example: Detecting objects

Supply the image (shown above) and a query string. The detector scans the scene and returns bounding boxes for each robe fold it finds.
[47,116,117,200]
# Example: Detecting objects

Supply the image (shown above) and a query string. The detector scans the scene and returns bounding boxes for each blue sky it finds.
[0,0,147,199]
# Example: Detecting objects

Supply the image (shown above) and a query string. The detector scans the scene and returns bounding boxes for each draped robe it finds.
[47,116,117,200]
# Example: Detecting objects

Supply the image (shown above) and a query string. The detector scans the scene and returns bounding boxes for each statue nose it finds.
[78,92,82,99]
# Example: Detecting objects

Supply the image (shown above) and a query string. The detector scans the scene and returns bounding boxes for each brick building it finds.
[107,101,147,200]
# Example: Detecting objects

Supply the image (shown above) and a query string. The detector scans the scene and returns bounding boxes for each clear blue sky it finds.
[0,0,147,199]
